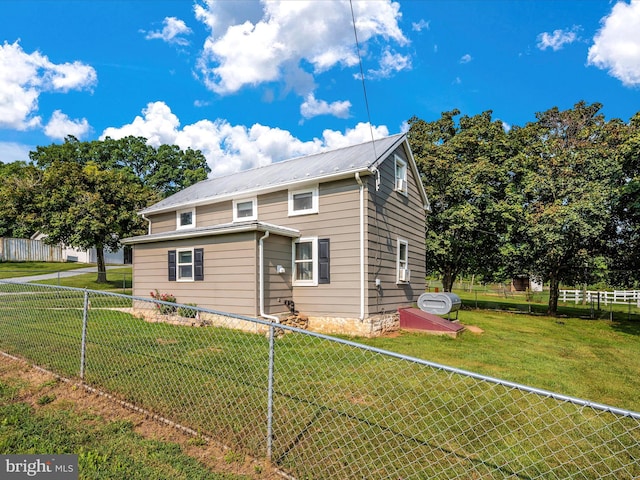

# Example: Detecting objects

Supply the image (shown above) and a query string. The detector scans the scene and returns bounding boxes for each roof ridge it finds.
[207,132,404,180]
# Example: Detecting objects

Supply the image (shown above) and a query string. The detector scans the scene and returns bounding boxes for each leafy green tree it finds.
[505,102,625,314]
[609,111,640,287]
[408,110,513,291]
[35,161,156,282]
[0,162,42,238]
[30,135,210,197]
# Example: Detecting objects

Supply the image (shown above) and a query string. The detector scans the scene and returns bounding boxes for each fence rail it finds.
[559,289,640,307]
[0,280,639,479]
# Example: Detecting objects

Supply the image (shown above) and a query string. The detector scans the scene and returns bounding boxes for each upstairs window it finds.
[233,198,257,222]
[289,186,318,216]
[177,208,195,230]
[394,155,408,195]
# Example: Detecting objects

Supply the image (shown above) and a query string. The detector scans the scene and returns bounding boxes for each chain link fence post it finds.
[266,323,275,463]
[79,289,89,380]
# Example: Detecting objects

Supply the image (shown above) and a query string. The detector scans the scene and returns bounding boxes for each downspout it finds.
[355,173,365,321]
[141,214,151,235]
[259,231,280,322]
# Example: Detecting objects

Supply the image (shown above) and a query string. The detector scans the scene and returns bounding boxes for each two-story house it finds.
[122,133,429,336]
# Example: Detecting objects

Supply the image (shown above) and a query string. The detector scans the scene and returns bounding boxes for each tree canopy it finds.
[1,136,210,282]
[408,110,513,292]
[408,101,637,314]
[29,135,210,197]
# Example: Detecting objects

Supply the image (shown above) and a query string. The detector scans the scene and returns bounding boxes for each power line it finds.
[349,0,377,155]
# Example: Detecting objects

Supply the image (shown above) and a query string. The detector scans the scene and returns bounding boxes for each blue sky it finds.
[1,0,640,176]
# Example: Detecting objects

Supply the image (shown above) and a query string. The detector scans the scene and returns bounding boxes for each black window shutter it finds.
[318,238,330,284]
[194,248,204,281]
[168,250,176,281]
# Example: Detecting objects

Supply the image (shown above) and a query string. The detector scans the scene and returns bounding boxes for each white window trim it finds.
[292,237,318,286]
[288,186,319,216]
[394,155,408,196]
[177,248,195,282]
[176,208,196,230]
[396,238,410,284]
[233,197,257,222]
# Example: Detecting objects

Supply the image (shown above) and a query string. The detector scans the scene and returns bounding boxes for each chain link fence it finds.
[1,280,639,479]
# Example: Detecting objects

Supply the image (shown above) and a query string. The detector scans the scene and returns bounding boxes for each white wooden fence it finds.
[559,289,640,307]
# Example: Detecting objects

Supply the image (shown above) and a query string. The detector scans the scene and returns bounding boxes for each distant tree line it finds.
[0,136,209,282]
[408,101,640,314]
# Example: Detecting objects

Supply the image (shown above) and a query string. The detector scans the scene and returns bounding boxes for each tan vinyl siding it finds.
[366,145,426,315]
[131,232,259,316]
[149,211,176,234]
[197,201,233,226]
[258,178,362,317]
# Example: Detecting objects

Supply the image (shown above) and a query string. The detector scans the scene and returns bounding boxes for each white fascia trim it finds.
[121,221,300,245]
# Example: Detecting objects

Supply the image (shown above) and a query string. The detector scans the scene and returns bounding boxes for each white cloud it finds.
[101,101,390,176]
[143,16,193,46]
[537,26,580,51]
[367,48,412,79]
[588,0,640,87]
[194,0,408,96]
[0,141,32,163]
[412,19,430,32]
[300,93,351,119]
[0,40,97,131]
[101,102,181,147]
[44,110,91,140]
[459,53,472,64]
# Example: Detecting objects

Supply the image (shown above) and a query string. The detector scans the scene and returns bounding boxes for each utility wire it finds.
[349,0,377,158]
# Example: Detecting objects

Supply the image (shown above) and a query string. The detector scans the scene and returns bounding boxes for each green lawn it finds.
[1,273,639,478]
[357,308,640,412]
[0,365,255,480]
[0,261,93,279]
[0,262,132,294]
[0,285,638,479]
[35,267,132,294]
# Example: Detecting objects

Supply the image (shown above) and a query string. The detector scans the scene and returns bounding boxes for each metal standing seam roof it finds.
[141,133,407,215]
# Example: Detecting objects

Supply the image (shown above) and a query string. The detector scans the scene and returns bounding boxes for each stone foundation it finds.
[307,312,399,337]
[129,301,400,338]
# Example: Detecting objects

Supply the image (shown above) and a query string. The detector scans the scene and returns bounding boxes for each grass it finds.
[0,261,132,294]
[35,267,132,294]
[0,261,93,279]
[0,371,251,480]
[0,284,638,479]
[357,307,640,411]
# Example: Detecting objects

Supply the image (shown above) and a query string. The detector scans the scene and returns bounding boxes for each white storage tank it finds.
[417,292,462,316]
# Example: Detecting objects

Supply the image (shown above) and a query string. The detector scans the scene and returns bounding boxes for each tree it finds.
[30,135,210,197]
[408,110,513,291]
[505,102,625,315]
[35,161,156,282]
[609,111,640,287]
[0,162,42,238]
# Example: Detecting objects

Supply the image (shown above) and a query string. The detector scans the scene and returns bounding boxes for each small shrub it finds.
[177,303,198,318]
[150,289,177,315]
